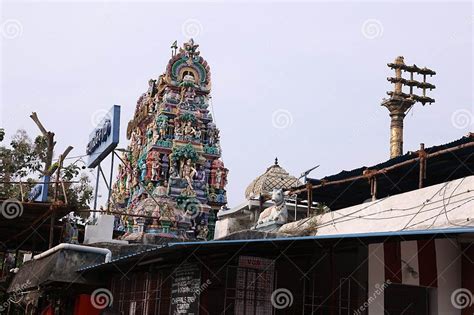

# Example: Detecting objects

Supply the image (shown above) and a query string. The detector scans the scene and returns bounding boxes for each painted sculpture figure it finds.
[181,159,197,189]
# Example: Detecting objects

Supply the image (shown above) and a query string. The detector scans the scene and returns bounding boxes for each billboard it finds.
[28,176,50,202]
[86,105,120,168]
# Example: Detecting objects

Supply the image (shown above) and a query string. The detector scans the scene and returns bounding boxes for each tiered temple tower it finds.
[112,39,228,240]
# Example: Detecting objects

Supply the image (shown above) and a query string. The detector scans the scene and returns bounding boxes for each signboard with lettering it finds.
[86,105,120,168]
[170,264,201,315]
[238,256,275,270]
[28,176,50,202]
[235,256,275,314]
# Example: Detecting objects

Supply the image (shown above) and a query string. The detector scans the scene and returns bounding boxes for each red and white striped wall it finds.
[368,238,463,315]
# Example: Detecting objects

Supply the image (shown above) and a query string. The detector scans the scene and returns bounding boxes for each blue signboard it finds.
[86,105,120,168]
[28,176,50,202]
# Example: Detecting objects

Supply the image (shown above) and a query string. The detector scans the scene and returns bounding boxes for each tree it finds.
[0,129,93,211]
[61,164,94,210]
[0,129,44,198]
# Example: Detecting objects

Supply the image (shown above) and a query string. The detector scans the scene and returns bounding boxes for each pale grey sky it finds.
[1,0,472,207]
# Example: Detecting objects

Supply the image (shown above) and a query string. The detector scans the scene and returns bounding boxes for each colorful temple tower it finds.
[112,39,228,240]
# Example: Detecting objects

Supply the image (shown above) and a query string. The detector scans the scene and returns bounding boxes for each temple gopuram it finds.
[111,39,228,241]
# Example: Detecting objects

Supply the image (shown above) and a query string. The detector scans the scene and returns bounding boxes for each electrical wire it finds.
[400,180,452,230]
[441,177,472,227]
[402,198,474,230]
[421,177,463,229]
[52,153,88,163]
[327,192,473,222]
[304,178,474,231]
[316,194,474,229]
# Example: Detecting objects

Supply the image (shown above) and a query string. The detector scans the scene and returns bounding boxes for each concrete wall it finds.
[366,238,463,315]
[281,175,474,236]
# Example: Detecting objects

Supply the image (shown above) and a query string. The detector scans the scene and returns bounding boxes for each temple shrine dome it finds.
[244,158,302,199]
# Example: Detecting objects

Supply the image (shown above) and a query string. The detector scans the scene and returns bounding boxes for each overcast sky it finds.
[1,0,472,207]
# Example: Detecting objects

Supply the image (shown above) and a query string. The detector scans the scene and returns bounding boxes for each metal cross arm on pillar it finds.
[381,56,437,158]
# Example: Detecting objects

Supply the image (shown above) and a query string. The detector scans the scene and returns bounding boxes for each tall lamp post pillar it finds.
[389,111,405,158]
[381,56,436,158]
[384,102,412,158]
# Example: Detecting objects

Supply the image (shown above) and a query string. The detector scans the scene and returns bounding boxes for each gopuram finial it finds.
[171,40,178,57]
[180,38,200,60]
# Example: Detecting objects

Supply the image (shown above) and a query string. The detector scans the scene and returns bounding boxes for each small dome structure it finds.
[245,158,302,199]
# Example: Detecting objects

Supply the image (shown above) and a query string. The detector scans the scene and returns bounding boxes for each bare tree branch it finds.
[30,112,56,175]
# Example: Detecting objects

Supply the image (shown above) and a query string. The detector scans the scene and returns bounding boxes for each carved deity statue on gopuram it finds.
[111,39,228,241]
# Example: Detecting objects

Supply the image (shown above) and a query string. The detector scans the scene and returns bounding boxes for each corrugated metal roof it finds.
[76,227,474,272]
[309,133,473,184]
[296,134,474,211]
